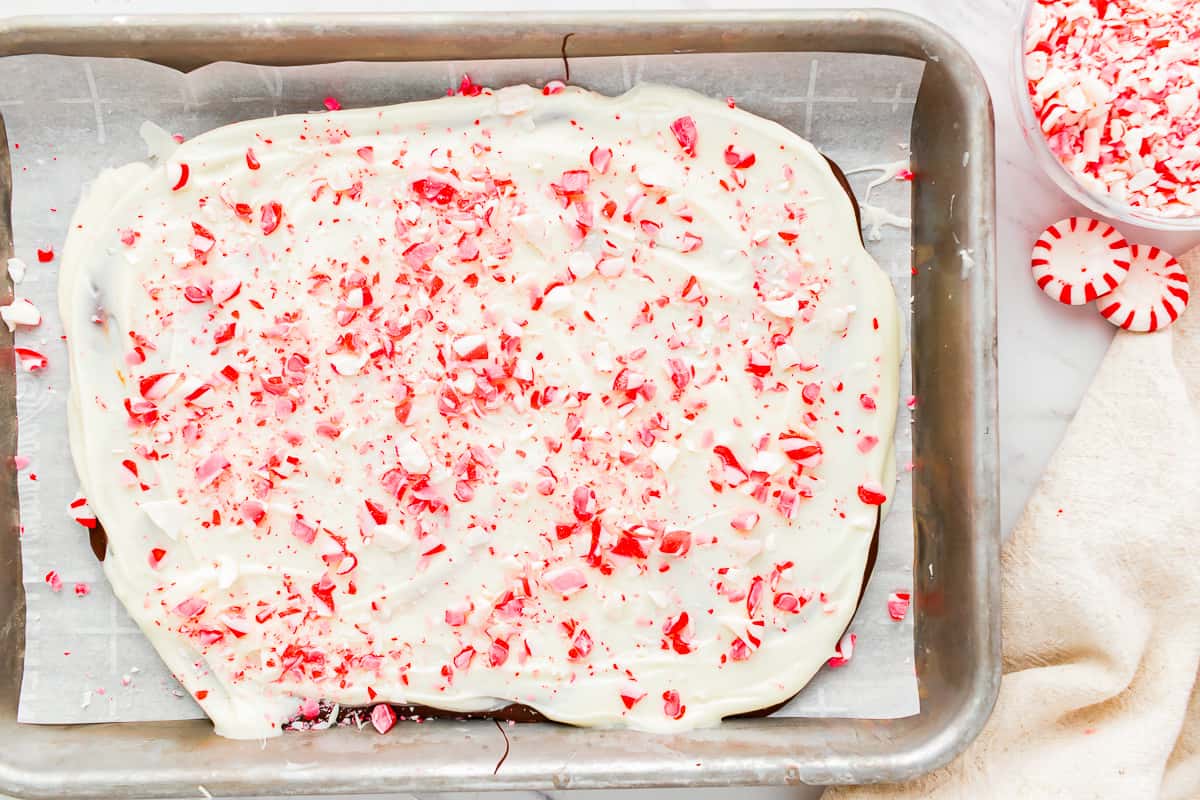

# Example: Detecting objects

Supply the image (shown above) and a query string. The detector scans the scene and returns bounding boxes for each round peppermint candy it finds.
[1031,217,1131,306]
[1096,245,1189,333]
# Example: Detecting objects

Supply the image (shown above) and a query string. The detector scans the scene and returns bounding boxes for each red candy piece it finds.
[260,201,283,236]
[457,75,483,97]
[370,703,396,734]
[857,482,887,506]
[887,591,911,621]
[669,116,698,157]
[13,347,48,372]
[44,570,63,592]
[170,162,189,192]
[1096,245,1189,333]
[69,493,97,529]
[827,632,856,668]
[1031,217,1131,306]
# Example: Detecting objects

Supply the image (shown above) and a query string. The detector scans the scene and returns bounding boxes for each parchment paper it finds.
[3,51,922,725]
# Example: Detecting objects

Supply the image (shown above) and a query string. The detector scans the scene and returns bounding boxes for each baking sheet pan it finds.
[0,10,999,797]
[10,49,921,727]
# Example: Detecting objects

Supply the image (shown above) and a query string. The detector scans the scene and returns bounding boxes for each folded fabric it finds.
[827,247,1200,799]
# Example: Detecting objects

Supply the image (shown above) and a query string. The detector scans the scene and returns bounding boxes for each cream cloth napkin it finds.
[828,247,1200,800]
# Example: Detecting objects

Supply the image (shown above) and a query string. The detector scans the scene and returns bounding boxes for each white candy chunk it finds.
[513,357,534,382]
[1123,128,1145,159]
[7,257,26,284]
[216,558,239,589]
[330,351,369,376]
[139,120,179,161]
[495,85,537,116]
[750,449,787,476]
[373,523,412,552]
[400,202,422,225]
[716,614,752,637]
[1128,168,1159,193]
[829,304,856,333]
[1025,51,1048,81]
[452,334,487,358]
[592,340,615,373]
[541,284,573,313]
[1062,85,1088,113]
[138,498,188,540]
[762,296,800,318]
[0,297,40,331]
[635,161,675,188]
[511,213,546,242]
[649,443,679,472]
[597,258,626,278]
[1082,125,1101,163]
[452,371,476,395]
[567,251,598,279]
[396,434,431,474]
[775,343,803,369]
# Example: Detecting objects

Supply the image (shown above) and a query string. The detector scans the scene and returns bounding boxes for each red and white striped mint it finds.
[1096,245,1190,333]
[1031,217,1131,306]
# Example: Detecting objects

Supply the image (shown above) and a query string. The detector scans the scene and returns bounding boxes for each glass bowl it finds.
[1011,0,1200,231]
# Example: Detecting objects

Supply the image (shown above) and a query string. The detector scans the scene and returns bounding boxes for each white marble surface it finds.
[5,0,1199,797]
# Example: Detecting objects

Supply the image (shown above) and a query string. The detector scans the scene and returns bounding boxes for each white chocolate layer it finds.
[61,84,900,739]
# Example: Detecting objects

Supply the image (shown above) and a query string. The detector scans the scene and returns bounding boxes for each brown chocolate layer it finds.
[89,523,107,562]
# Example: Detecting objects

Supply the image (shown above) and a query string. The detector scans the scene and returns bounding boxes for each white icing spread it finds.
[859,204,912,242]
[843,159,910,202]
[60,84,900,739]
[843,161,912,243]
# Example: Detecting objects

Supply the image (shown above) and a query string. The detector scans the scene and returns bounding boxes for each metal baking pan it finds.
[0,10,999,797]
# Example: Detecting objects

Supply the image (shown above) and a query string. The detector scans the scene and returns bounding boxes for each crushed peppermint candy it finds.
[44,570,63,592]
[1024,0,1200,218]
[69,494,98,529]
[827,632,856,667]
[0,297,41,331]
[887,591,911,621]
[7,257,26,284]
[14,347,48,372]
[370,702,397,733]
